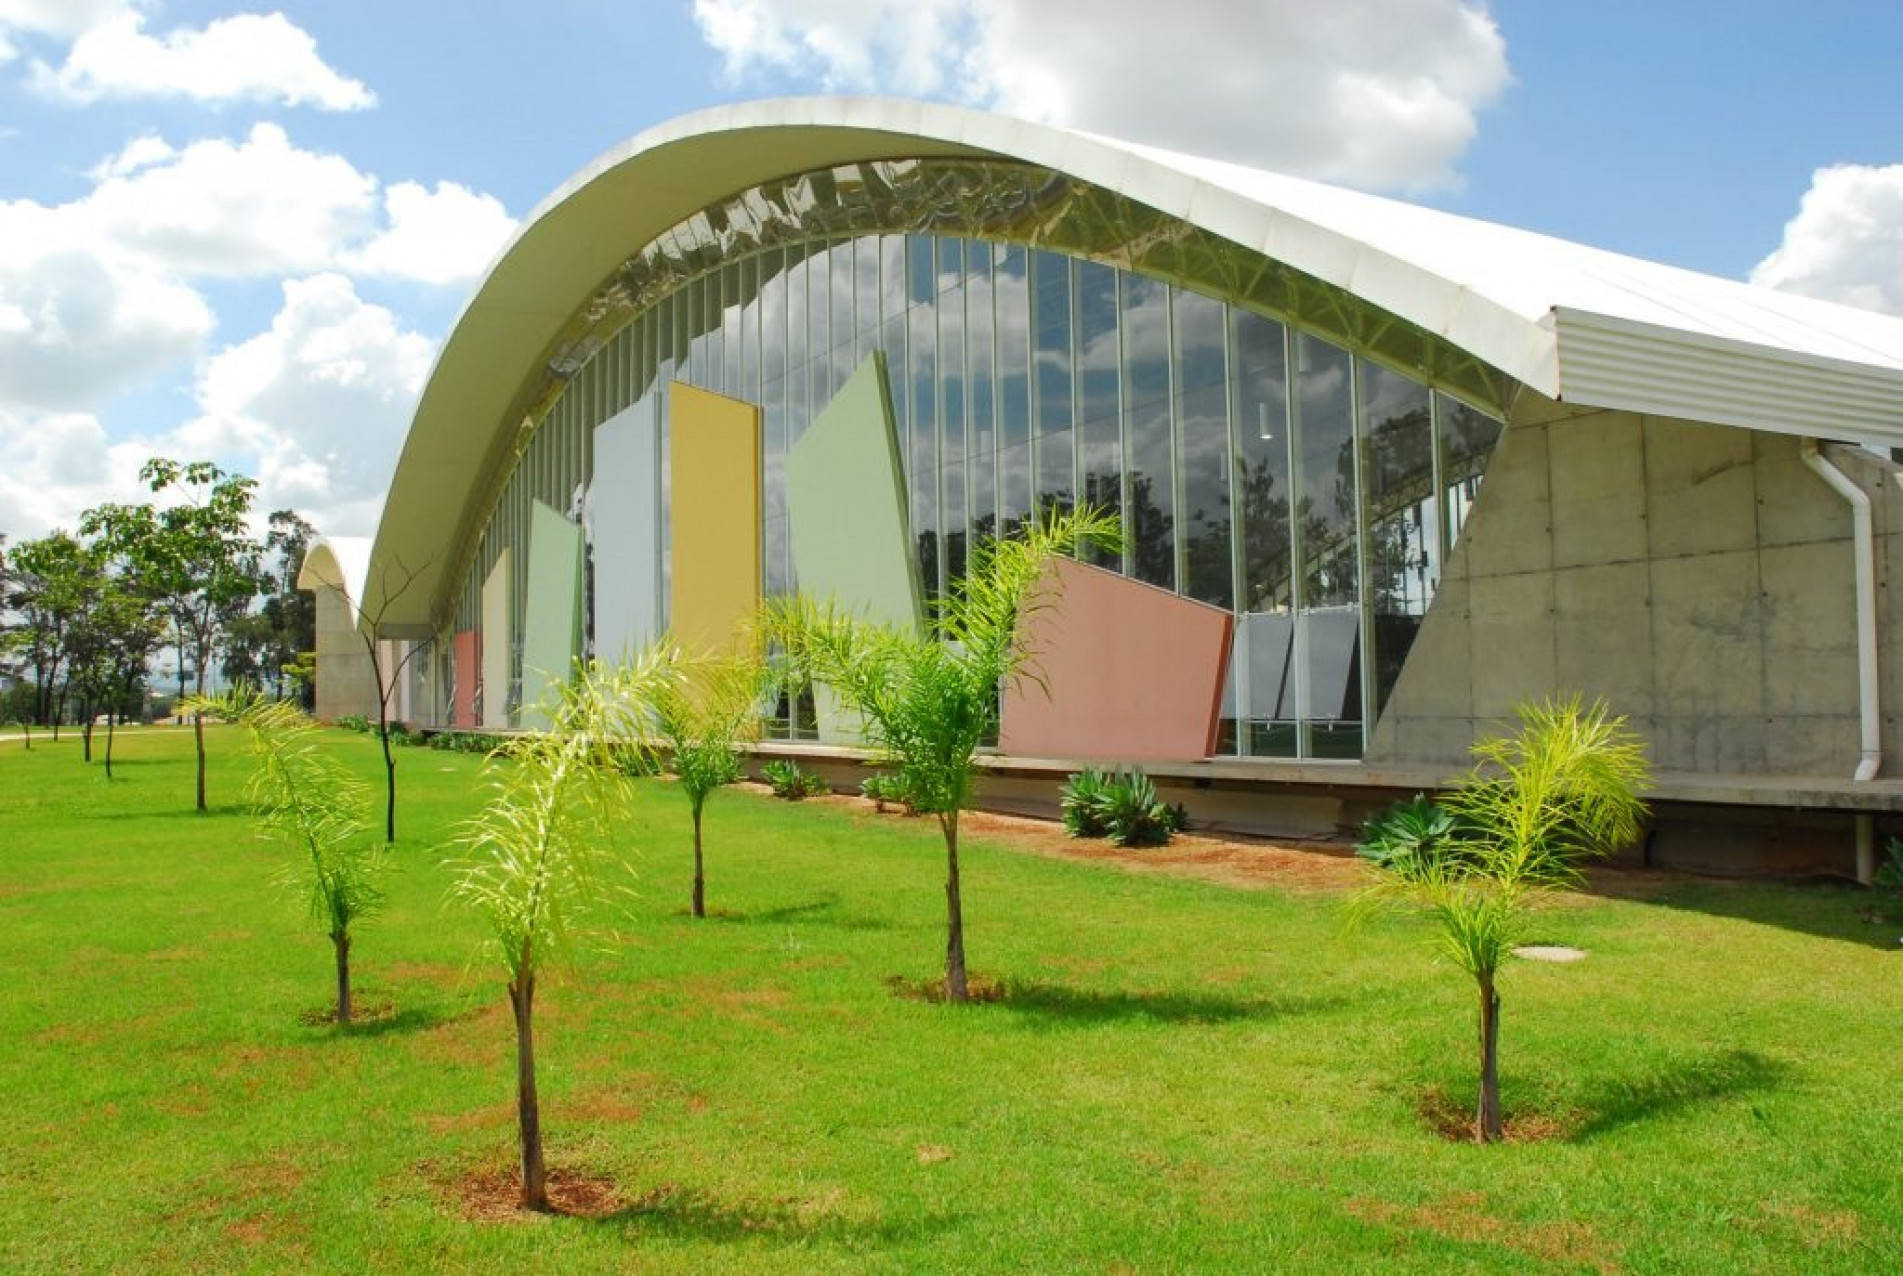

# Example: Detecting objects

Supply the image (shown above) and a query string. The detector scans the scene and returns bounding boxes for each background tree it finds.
[768,507,1120,1002]
[449,654,665,1210]
[2,530,91,734]
[224,511,317,705]
[189,690,386,1024]
[82,459,263,812]
[644,642,767,918]
[1354,696,1650,1143]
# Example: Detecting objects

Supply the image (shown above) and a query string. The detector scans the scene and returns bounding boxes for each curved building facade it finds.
[357,98,1903,869]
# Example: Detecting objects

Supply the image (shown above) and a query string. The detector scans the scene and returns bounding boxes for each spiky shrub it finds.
[1098,769,1175,849]
[448,655,663,1211]
[861,772,913,814]
[645,643,767,918]
[1060,768,1112,838]
[765,506,1121,1002]
[1356,794,1462,874]
[763,758,824,800]
[1355,696,1650,1143]
[188,690,384,1024]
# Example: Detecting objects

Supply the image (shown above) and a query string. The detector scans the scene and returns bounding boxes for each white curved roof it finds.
[367,96,1903,632]
[295,535,371,628]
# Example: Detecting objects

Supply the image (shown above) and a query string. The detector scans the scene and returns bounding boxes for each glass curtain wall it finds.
[452,161,1505,754]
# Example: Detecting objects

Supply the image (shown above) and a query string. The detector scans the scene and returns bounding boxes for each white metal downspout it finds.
[1799,439,1879,883]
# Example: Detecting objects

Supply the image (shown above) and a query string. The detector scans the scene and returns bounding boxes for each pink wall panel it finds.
[1000,558,1233,761]
[453,630,479,728]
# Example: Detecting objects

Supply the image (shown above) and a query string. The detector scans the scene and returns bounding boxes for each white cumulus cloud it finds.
[343,180,519,287]
[1751,163,1903,316]
[27,7,374,110]
[689,0,1510,190]
[185,273,437,537]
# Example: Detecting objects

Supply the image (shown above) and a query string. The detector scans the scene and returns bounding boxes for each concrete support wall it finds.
[312,589,378,723]
[1368,394,1900,778]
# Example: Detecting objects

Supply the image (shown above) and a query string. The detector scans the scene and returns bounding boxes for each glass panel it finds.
[1360,358,1435,718]
[907,234,935,306]
[1438,391,1502,553]
[721,262,744,398]
[1075,260,1120,566]
[1294,333,1359,754]
[1031,250,1073,519]
[1174,286,1231,607]
[909,302,939,603]
[995,246,1032,533]
[1122,273,1174,588]
[966,253,998,544]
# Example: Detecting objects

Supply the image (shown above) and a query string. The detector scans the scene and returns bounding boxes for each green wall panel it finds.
[521,500,584,729]
[786,352,922,744]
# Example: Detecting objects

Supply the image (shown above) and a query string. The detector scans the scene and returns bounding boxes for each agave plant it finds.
[1060,768,1112,838]
[1356,794,1461,875]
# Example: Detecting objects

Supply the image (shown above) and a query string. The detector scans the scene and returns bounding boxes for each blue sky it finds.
[2,0,1899,541]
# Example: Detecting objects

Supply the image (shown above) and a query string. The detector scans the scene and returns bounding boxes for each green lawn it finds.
[2,725,1900,1274]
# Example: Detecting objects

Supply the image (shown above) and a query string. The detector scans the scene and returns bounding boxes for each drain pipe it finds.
[1799,439,1879,884]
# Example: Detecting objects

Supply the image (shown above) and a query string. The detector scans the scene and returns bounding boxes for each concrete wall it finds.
[312,589,379,723]
[1368,394,1899,779]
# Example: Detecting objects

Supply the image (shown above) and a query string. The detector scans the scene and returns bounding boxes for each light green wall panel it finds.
[788,351,921,625]
[786,352,922,744]
[479,549,512,729]
[521,500,584,729]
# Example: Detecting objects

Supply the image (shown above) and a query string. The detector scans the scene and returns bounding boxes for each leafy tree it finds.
[449,654,665,1211]
[1354,697,1650,1143]
[2,530,91,733]
[82,459,263,812]
[643,642,767,918]
[59,543,164,774]
[767,506,1120,1002]
[189,690,386,1024]
[224,511,318,705]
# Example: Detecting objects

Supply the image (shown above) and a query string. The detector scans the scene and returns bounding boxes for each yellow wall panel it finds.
[669,382,762,652]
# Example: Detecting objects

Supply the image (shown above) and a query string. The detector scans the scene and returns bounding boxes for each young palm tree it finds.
[189,690,385,1024]
[1358,696,1650,1142]
[644,642,768,918]
[767,506,1120,1002]
[449,654,664,1211]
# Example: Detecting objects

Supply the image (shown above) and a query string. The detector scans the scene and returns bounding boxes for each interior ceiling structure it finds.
[367,96,1903,635]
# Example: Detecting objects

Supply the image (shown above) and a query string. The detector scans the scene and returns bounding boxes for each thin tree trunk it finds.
[1476,973,1502,1143]
[691,800,706,918]
[942,811,968,1003]
[81,717,94,762]
[509,974,548,1210]
[380,725,397,843]
[104,713,116,779]
[333,929,353,1025]
[193,710,207,812]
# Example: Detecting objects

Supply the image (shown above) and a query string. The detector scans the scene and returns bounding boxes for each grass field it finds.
[2,723,1900,1274]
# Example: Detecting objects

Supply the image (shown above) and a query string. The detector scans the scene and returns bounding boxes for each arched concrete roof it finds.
[296,535,371,630]
[367,96,1903,632]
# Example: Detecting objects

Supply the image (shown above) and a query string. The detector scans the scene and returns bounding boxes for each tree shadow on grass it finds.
[704,895,896,932]
[889,975,1361,1029]
[1592,869,1903,951]
[82,802,249,820]
[1571,1047,1790,1138]
[596,1180,963,1250]
[292,1002,460,1040]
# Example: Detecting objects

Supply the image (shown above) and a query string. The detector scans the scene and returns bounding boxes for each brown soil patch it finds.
[1347,1190,1619,1273]
[957,808,1363,893]
[915,1143,954,1165]
[884,972,1009,1004]
[409,1000,507,1068]
[297,997,398,1028]
[423,1102,515,1135]
[441,1163,630,1222]
[384,960,469,988]
[1414,1086,1579,1145]
[1754,1200,1863,1248]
